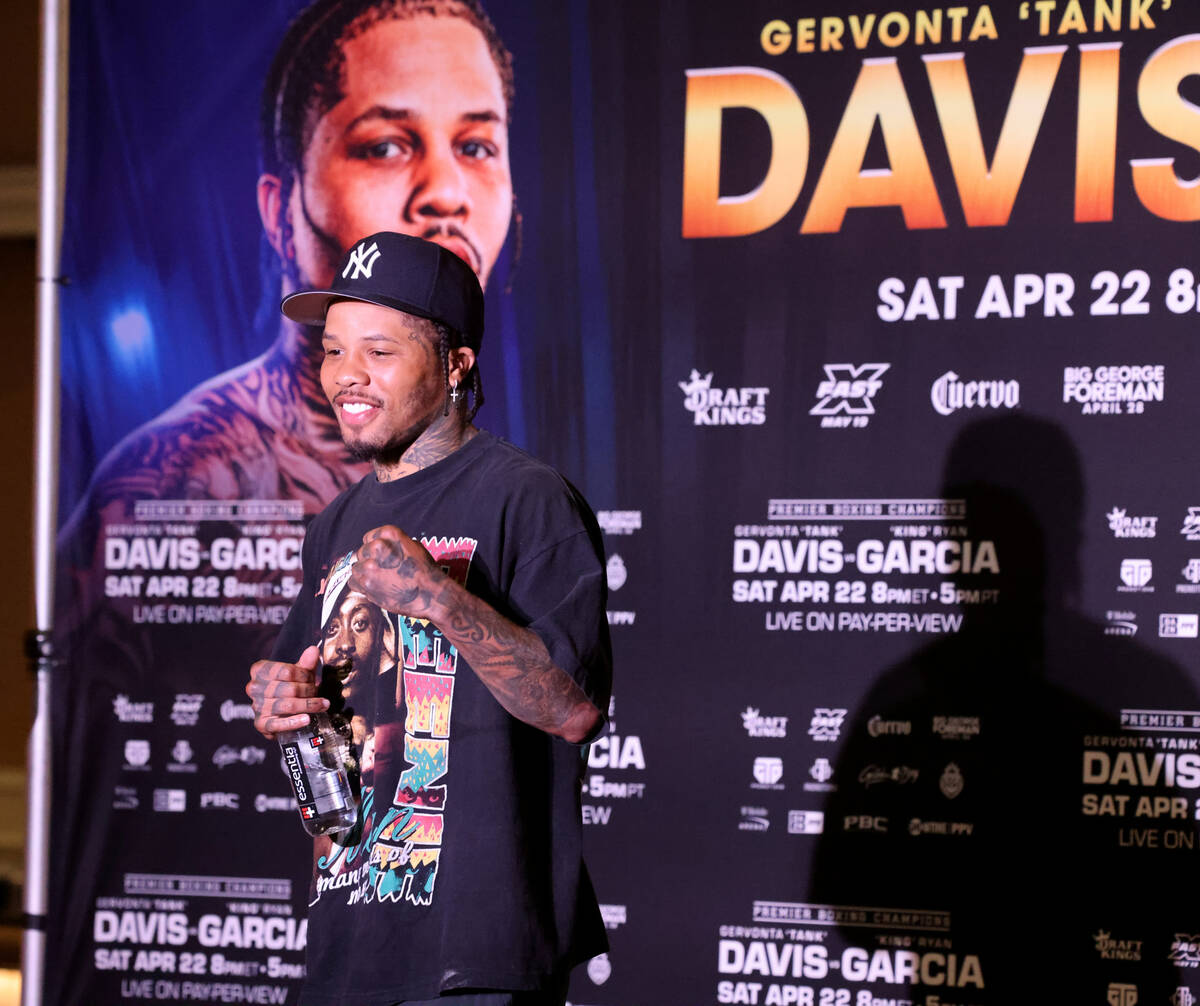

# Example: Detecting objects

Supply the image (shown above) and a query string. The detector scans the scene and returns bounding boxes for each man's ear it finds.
[448,347,477,384]
[257,173,288,258]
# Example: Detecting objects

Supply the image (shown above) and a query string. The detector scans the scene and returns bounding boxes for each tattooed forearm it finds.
[349,526,602,742]
[436,594,601,743]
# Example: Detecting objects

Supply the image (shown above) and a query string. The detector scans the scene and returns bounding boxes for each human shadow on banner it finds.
[810,415,1199,1005]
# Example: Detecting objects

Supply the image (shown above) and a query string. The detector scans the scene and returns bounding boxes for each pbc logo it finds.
[844,815,888,833]
[810,363,889,428]
[342,240,381,280]
[1184,561,1200,586]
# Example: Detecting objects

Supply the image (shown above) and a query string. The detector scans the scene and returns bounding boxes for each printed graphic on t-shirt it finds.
[312,537,478,911]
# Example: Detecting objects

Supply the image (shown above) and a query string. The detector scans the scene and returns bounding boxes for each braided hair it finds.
[435,321,484,422]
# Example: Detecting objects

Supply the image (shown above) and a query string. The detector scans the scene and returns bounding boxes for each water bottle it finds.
[278,711,358,838]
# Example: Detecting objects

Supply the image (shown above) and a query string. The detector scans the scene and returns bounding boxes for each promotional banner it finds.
[51,2,1200,1004]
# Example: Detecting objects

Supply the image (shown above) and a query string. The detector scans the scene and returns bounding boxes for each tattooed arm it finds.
[348,525,603,744]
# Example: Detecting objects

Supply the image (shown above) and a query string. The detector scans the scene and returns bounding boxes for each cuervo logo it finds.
[930,370,1019,416]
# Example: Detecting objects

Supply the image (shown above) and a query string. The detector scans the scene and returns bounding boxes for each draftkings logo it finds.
[1118,559,1154,593]
[1182,508,1200,542]
[1107,508,1158,539]
[679,370,768,426]
[1094,931,1143,961]
[113,695,154,724]
[810,363,889,428]
[742,707,788,738]
[808,708,848,742]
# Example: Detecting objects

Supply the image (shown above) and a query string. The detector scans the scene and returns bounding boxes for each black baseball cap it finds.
[280,232,485,351]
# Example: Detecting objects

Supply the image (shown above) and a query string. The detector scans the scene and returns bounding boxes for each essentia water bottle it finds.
[278,710,357,838]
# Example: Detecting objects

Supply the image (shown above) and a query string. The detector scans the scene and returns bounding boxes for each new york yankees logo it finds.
[343,241,382,280]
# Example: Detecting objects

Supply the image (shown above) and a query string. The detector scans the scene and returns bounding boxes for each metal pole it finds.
[24,0,68,1002]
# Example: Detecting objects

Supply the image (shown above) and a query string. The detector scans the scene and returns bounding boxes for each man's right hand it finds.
[246,645,329,739]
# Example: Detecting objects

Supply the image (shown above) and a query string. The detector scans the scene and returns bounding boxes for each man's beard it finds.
[344,438,406,465]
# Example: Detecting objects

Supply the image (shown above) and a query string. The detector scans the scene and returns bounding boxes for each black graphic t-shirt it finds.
[271,432,612,1005]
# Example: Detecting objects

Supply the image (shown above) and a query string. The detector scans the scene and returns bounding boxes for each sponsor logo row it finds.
[1104,609,1200,639]
[112,786,294,815]
[1108,508,1200,545]
[738,805,975,838]
[679,364,1165,427]
[742,707,978,743]
[121,740,267,773]
[113,696,254,726]
[749,757,962,800]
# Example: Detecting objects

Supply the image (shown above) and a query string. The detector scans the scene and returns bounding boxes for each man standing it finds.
[247,231,611,1004]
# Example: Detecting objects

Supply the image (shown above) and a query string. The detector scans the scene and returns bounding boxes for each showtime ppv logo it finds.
[679,370,768,426]
[810,364,888,428]
[930,371,1019,416]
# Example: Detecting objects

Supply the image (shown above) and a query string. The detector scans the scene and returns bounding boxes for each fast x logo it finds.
[810,363,889,415]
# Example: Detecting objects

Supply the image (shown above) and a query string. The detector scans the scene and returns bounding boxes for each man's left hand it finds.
[348,524,449,619]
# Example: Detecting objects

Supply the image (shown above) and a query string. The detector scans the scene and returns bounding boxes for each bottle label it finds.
[280,738,316,818]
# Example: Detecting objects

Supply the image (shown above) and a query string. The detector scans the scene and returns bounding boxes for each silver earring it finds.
[449,381,463,403]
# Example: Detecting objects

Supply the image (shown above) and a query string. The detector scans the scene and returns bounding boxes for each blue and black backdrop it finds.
[49,2,1200,1004]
